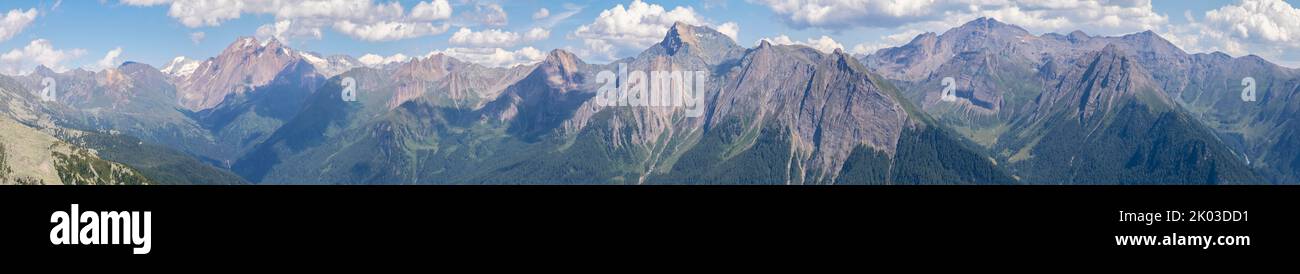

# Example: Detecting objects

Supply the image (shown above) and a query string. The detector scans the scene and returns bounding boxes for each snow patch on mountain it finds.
[160,56,201,79]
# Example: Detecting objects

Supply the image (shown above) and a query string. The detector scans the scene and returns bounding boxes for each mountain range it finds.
[862,18,1289,184]
[0,18,1295,185]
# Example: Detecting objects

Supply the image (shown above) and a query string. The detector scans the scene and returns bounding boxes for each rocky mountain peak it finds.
[219,36,291,60]
[175,36,308,110]
[298,51,359,77]
[911,32,939,45]
[225,37,260,53]
[536,49,585,89]
[661,21,700,53]
[1067,30,1090,42]
[1119,30,1184,56]
[393,54,457,81]
[955,17,1029,35]
[543,49,582,73]
[32,65,56,76]
[1033,43,1173,124]
[118,61,157,76]
[647,22,744,65]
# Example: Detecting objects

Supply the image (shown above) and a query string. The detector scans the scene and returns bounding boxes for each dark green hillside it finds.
[52,148,151,185]
[71,132,248,185]
[652,119,794,185]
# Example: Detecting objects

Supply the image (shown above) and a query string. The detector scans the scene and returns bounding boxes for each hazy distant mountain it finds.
[0,76,150,185]
[17,62,223,164]
[864,17,1264,184]
[232,52,535,183]
[0,69,245,185]
[298,51,361,78]
[999,45,1257,183]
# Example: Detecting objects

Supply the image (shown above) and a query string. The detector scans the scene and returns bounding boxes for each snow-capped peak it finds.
[160,56,201,79]
[297,51,360,77]
[300,52,326,65]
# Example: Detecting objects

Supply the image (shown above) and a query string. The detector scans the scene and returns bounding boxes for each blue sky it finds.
[1,0,1298,74]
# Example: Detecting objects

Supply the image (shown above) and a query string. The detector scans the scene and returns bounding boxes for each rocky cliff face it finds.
[704,42,910,182]
[389,53,531,110]
[177,37,306,111]
[231,23,1009,185]
[19,18,1279,184]
[482,49,599,139]
[232,52,536,183]
[865,17,1041,82]
[1027,45,1174,126]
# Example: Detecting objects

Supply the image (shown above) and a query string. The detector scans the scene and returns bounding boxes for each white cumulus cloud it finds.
[449,27,550,48]
[533,8,550,20]
[758,35,844,54]
[1204,0,1300,44]
[1158,0,1300,67]
[410,0,453,21]
[358,53,411,67]
[333,21,449,42]
[0,39,86,75]
[429,47,546,68]
[121,0,454,42]
[574,0,740,61]
[0,8,39,43]
[92,47,125,71]
[190,31,206,44]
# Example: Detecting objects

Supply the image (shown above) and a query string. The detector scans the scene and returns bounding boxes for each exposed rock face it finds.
[177,37,305,111]
[707,42,910,182]
[5,18,1276,185]
[388,54,531,110]
[654,22,747,65]
[863,18,1192,120]
[987,45,1260,184]
[1028,45,1173,127]
[866,17,1040,82]
[232,51,535,183]
[474,23,922,183]
[553,22,742,152]
[482,49,598,139]
[232,23,1007,185]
